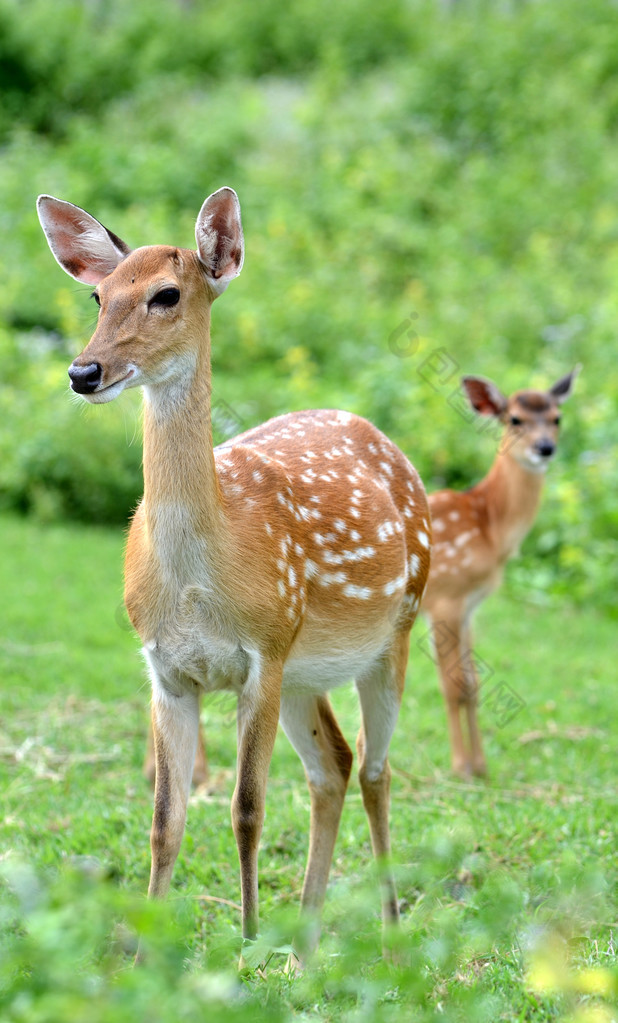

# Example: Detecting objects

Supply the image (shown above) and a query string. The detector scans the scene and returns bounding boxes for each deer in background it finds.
[37,187,432,964]
[421,369,579,777]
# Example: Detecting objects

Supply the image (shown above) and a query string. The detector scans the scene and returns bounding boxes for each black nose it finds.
[535,440,555,458]
[68,362,103,394]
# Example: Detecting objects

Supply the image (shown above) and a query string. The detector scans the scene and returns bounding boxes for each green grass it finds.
[2,0,618,614]
[0,512,616,1021]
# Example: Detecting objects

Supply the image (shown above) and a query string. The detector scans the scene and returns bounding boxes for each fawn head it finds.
[461,368,580,472]
[37,188,244,403]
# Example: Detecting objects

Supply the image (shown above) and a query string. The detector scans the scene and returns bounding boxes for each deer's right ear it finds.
[195,187,244,296]
[36,196,131,285]
[549,364,581,404]
[461,376,508,417]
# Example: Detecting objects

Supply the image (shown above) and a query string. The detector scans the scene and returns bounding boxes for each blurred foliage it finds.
[0,0,616,609]
[1,844,615,1022]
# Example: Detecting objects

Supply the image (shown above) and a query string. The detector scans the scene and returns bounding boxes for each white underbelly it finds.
[144,599,394,697]
[282,633,389,692]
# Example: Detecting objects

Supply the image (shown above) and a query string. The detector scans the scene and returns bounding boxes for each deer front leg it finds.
[148,678,201,899]
[429,610,471,777]
[232,660,282,943]
[461,620,487,777]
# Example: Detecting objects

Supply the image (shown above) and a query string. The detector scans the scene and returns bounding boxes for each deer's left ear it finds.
[37,195,131,285]
[461,376,508,417]
[549,364,581,404]
[195,187,244,296]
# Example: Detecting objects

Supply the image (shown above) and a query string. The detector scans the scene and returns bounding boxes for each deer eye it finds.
[150,287,180,307]
[91,291,101,306]
[510,415,523,427]
[553,415,561,425]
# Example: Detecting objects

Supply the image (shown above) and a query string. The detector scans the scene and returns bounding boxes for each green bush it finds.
[0,0,616,607]
[2,850,615,1022]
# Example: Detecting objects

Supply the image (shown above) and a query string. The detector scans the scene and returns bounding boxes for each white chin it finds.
[521,452,551,473]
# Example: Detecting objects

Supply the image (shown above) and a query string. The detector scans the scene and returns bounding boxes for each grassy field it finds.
[2,0,618,617]
[0,511,616,1021]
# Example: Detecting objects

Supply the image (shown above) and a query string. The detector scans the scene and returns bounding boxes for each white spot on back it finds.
[343,584,372,600]
[377,521,395,542]
[323,550,344,566]
[384,573,407,596]
[454,528,480,548]
[319,571,348,587]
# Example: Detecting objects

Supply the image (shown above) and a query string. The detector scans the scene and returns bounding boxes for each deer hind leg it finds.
[148,678,201,899]
[144,694,208,788]
[192,704,209,786]
[279,692,353,960]
[461,620,487,777]
[355,626,411,932]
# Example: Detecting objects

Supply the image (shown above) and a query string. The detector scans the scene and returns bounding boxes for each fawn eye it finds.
[91,291,101,306]
[553,415,561,425]
[150,287,180,307]
[510,415,522,426]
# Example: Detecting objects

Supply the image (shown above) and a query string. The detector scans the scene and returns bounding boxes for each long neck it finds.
[141,306,222,541]
[476,449,546,558]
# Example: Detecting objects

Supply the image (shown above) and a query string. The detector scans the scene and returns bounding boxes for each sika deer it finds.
[422,370,579,777]
[37,188,432,961]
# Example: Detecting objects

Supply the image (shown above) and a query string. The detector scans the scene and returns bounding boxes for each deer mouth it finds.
[84,368,137,403]
[521,448,552,473]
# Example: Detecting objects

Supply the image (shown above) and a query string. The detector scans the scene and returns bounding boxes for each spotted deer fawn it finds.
[37,187,432,961]
[421,370,579,777]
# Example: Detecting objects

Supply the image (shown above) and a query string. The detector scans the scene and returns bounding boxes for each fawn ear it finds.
[461,376,508,417]
[36,196,131,285]
[195,187,244,295]
[549,364,581,404]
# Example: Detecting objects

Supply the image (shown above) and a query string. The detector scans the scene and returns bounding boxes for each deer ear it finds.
[36,196,131,285]
[195,187,244,295]
[549,364,581,404]
[461,376,508,417]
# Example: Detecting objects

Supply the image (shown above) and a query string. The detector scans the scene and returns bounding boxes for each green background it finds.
[0,0,616,608]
